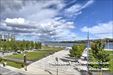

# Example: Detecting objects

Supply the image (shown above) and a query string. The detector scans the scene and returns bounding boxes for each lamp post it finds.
[55,57,58,75]
[24,53,27,71]
[87,31,90,75]
[107,40,109,49]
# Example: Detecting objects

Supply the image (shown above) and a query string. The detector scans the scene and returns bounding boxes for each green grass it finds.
[105,50,113,60]
[26,50,54,61]
[6,54,24,59]
[7,61,23,68]
[6,50,52,61]
[1,46,64,68]
[5,48,63,61]
[0,58,24,68]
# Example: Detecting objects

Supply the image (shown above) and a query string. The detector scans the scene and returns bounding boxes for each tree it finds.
[34,42,42,49]
[91,40,110,63]
[2,41,7,52]
[19,41,24,51]
[0,40,3,51]
[91,40,110,75]
[69,44,86,58]
[30,41,34,49]
[109,58,113,73]
[0,39,42,52]
[11,40,18,52]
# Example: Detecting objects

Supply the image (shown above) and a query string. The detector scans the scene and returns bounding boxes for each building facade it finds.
[0,33,15,41]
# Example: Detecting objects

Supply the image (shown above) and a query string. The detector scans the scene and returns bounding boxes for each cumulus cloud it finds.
[81,21,113,39]
[5,18,26,25]
[0,0,94,41]
[0,17,76,41]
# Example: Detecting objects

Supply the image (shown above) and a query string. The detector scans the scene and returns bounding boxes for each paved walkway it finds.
[0,64,25,75]
[0,63,50,75]
[27,50,81,75]
[0,49,81,75]
[0,52,13,57]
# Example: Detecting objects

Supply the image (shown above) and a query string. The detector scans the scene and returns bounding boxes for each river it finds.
[43,42,113,50]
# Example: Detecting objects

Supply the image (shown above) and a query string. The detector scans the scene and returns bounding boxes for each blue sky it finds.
[0,0,113,41]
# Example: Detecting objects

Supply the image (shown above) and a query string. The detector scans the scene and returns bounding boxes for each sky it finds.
[0,0,113,41]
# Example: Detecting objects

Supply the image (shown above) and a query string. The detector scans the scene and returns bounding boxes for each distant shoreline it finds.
[43,42,113,50]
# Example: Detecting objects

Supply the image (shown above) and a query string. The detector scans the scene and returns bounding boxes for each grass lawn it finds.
[6,50,55,61]
[7,61,23,68]
[0,46,64,68]
[0,57,24,68]
[5,47,63,61]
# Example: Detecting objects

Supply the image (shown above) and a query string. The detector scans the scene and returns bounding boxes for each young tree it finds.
[91,40,110,74]
[69,44,86,58]
[11,41,18,52]
[91,40,110,62]
[109,58,113,73]
[2,41,7,52]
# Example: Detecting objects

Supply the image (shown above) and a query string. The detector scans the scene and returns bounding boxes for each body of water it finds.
[43,42,113,49]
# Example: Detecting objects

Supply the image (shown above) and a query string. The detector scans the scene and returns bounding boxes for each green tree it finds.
[11,41,18,52]
[30,41,34,49]
[91,40,110,63]
[69,44,86,58]
[91,40,110,75]
[34,42,41,49]
[2,41,7,52]
[109,59,113,73]
[19,41,24,51]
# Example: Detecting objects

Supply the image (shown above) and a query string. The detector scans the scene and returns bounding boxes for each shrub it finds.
[69,44,86,58]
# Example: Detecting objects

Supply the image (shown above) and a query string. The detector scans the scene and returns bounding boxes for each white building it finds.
[0,33,15,41]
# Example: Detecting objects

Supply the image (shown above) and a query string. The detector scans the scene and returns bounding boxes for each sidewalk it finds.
[27,50,81,75]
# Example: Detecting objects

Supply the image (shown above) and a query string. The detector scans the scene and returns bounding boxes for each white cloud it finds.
[1,17,76,41]
[0,0,94,41]
[82,0,94,9]
[66,4,81,13]
[81,21,113,39]
[5,18,26,25]
[64,0,94,17]
[64,4,82,17]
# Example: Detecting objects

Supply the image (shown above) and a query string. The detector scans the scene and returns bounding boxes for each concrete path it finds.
[0,49,81,75]
[27,50,81,75]
[0,63,49,75]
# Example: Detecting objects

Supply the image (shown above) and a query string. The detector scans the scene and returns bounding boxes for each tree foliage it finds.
[91,40,110,70]
[69,44,86,58]
[91,40,110,62]
[0,39,42,52]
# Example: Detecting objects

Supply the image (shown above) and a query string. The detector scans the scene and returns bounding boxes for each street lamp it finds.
[107,40,109,49]
[24,53,27,71]
[55,57,58,75]
[87,30,90,75]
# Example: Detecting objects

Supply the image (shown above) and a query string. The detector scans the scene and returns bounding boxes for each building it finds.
[0,33,15,41]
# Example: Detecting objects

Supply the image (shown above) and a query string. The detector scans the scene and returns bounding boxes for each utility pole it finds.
[87,31,90,75]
